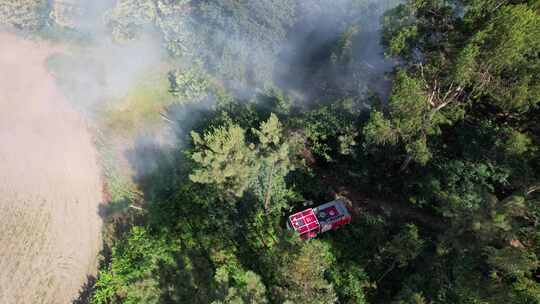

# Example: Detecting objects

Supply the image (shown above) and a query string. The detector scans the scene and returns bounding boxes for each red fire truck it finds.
[287,198,352,239]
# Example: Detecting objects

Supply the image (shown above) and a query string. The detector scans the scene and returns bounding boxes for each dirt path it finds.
[0,32,103,303]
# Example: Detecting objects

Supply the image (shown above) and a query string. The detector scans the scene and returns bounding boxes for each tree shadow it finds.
[123,100,217,203]
[72,275,97,304]
[155,247,215,304]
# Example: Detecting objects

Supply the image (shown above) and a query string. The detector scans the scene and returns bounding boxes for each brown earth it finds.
[0,32,103,303]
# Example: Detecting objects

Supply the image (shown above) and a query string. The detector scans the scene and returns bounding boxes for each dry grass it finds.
[0,32,103,303]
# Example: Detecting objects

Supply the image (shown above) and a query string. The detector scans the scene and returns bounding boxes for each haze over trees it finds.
[3,0,539,303]
[0,0,48,30]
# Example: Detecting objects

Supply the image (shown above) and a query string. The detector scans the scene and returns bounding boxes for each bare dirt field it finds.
[0,32,103,303]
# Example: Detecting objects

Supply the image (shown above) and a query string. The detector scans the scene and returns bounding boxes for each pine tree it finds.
[190,121,258,200]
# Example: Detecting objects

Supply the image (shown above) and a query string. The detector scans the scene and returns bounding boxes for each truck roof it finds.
[288,208,319,235]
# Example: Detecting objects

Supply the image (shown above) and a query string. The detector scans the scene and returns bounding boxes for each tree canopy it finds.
[13,0,535,303]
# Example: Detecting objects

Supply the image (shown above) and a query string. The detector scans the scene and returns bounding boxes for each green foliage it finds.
[192,0,296,87]
[464,4,540,112]
[253,113,291,162]
[384,224,424,268]
[92,227,178,304]
[405,137,431,166]
[338,126,359,156]
[0,0,49,30]
[92,271,117,304]
[253,87,293,117]
[481,5,540,73]
[275,240,337,304]
[398,292,427,304]
[106,0,297,89]
[485,246,538,277]
[363,71,446,166]
[252,113,299,212]
[328,265,369,304]
[294,99,358,160]
[385,0,540,116]
[90,1,540,304]
[107,0,155,40]
[190,121,258,200]
[415,159,510,215]
[452,43,481,86]
[96,135,141,206]
[168,66,210,102]
[388,25,418,57]
[512,276,540,304]
[212,256,268,304]
[189,112,300,209]
[105,0,191,43]
[381,2,417,58]
[387,71,428,138]
[499,130,535,157]
[363,110,397,146]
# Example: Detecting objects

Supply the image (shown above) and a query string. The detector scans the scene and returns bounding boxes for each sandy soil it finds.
[0,32,103,303]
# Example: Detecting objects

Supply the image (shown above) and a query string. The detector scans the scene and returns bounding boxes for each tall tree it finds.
[190,120,258,200]
[364,70,463,168]
[252,113,298,213]
[371,0,540,169]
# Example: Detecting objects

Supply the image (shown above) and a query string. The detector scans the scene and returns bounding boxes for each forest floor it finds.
[0,32,103,303]
[320,169,447,232]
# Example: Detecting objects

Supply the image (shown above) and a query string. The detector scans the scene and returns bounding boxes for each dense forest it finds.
[2,0,540,303]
